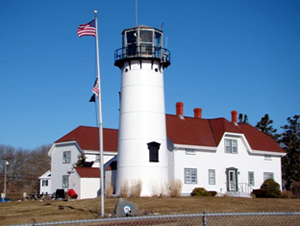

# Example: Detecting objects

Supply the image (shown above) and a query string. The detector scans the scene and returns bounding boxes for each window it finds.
[62,151,71,164]
[148,142,160,162]
[264,155,272,161]
[248,172,255,186]
[96,154,100,162]
[225,139,238,154]
[264,172,274,181]
[185,148,196,155]
[209,169,216,185]
[62,175,69,188]
[185,168,197,184]
[42,180,48,187]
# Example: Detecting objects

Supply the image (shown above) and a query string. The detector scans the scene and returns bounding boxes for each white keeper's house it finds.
[43,103,285,198]
[41,24,285,198]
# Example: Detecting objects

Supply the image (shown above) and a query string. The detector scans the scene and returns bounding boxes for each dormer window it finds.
[225,139,238,154]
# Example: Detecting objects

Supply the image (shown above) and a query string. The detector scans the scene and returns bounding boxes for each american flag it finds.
[92,78,99,97]
[77,19,96,37]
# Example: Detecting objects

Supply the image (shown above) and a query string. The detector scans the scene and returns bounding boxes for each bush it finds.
[192,187,211,196]
[208,191,217,197]
[281,190,293,199]
[259,179,281,198]
[251,189,269,198]
[120,180,129,198]
[169,179,182,197]
[105,183,114,198]
[291,181,300,199]
[130,180,142,197]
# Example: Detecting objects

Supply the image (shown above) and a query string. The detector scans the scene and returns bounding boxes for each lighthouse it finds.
[114,25,171,196]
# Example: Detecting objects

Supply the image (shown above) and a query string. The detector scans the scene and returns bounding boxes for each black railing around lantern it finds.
[114,46,170,68]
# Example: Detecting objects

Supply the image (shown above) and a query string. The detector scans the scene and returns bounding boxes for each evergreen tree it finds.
[238,113,249,124]
[73,153,94,167]
[73,153,87,167]
[255,114,280,141]
[280,115,300,190]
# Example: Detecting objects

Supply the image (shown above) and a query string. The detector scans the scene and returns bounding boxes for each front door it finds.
[226,168,238,192]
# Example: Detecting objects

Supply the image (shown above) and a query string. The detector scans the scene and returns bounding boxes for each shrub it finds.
[130,180,142,197]
[160,182,169,197]
[259,179,281,198]
[281,190,293,199]
[251,189,269,198]
[150,181,160,197]
[169,179,182,197]
[291,181,300,199]
[192,187,211,197]
[120,180,129,198]
[105,183,114,198]
[208,191,217,197]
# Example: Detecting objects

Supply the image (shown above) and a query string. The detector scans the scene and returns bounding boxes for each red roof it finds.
[55,115,284,153]
[55,126,118,152]
[75,167,100,178]
[238,124,285,153]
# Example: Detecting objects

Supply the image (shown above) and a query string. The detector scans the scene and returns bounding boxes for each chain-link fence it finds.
[11,212,300,226]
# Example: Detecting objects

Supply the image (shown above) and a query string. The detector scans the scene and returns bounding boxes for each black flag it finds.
[89,94,96,102]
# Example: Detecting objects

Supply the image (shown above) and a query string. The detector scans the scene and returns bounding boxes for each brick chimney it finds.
[231,110,238,123]
[194,108,202,119]
[176,102,184,116]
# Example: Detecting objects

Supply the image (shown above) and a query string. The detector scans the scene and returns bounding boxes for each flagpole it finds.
[94,10,105,217]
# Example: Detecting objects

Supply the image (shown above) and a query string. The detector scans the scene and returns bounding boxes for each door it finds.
[226,168,238,192]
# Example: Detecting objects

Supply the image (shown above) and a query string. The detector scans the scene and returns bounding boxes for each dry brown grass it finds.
[1,196,300,225]
[169,179,182,197]
[130,179,142,197]
[120,180,129,198]
[105,183,114,198]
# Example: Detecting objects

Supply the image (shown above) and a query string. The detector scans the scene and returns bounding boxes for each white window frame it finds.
[62,175,69,188]
[225,139,238,154]
[95,154,100,162]
[209,169,216,185]
[62,151,71,164]
[264,155,272,161]
[185,148,196,155]
[42,180,48,187]
[264,172,274,181]
[248,171,255,186]
[184,168,197,184]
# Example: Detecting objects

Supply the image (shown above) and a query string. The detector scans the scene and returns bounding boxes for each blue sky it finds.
[1,0,299,149]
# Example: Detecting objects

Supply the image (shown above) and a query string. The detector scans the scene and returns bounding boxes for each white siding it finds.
[174,135,283,195]
[69,171,81,198]
[80,178,100,199]
[50,143,81,193]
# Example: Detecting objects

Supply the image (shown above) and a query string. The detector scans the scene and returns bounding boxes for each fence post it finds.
[203,210,208,226]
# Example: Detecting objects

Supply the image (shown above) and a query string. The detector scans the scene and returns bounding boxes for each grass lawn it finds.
[1,196,300,225]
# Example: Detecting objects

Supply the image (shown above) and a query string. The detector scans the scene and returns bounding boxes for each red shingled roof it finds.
[165,114,216,146]
[238,124,285,153]
[75,167,100,178]
[54,115,284,153]
[55,126,118,152]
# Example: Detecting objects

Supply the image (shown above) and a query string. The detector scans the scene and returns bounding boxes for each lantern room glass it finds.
[122,27,163,58]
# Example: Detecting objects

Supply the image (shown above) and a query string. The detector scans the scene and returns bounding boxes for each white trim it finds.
[173,144,217,152]
[48,141,82,157]
[223,132,285,156]
[84,150,117,156]
[251,150,286,157]
[39,170,51,179]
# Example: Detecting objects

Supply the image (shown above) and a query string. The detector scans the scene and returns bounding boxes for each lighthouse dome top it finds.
[114,25,171,68]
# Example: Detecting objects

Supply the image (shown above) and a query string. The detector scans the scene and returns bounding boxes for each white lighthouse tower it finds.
[114,25,171,196]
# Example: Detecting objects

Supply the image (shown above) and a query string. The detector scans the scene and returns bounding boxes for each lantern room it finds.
[114,25,170,68]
